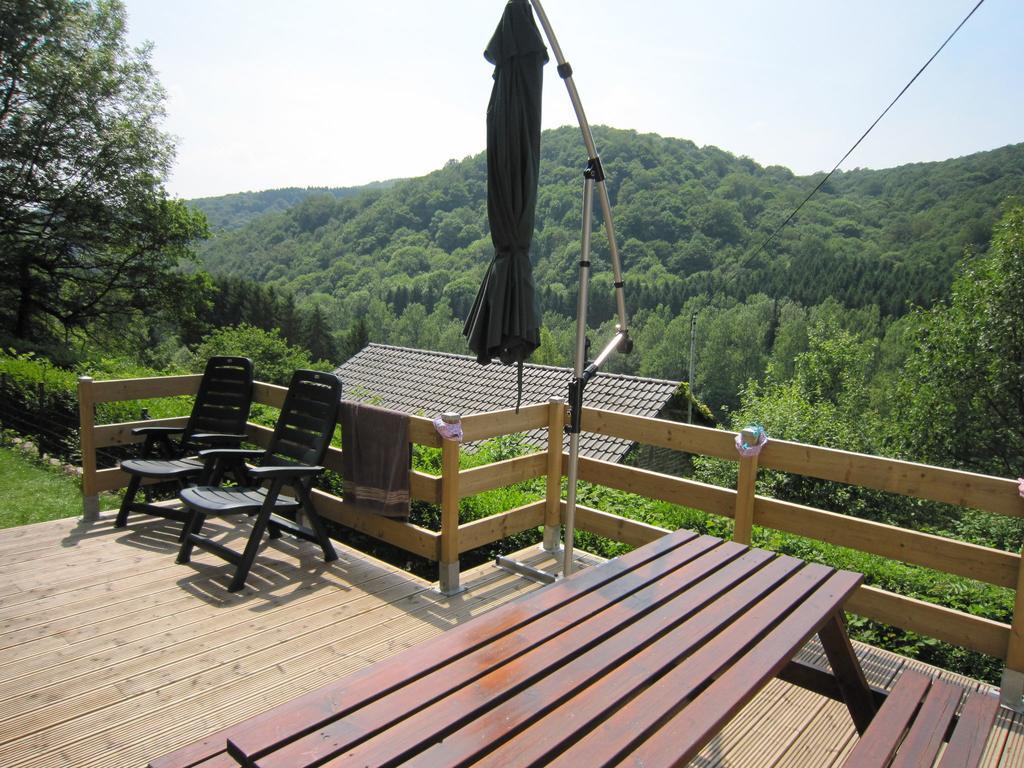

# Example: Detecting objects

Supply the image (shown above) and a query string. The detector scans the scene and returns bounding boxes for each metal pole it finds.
[573,176,595,382]
[527,0,632,578]
[563,174,595,577]
[688,312,697,423]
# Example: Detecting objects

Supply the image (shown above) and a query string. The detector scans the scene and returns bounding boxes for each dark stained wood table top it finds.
[150,528,875,768]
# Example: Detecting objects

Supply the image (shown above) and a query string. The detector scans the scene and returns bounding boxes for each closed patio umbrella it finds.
[463,0,548,410]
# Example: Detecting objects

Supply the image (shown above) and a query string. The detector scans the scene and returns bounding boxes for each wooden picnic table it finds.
[150,528,877,768]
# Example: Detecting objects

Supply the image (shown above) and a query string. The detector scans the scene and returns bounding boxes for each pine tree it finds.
[302,305,337,363]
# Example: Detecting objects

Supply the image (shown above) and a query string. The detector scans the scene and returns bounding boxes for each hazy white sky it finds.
[122,0,1023,200]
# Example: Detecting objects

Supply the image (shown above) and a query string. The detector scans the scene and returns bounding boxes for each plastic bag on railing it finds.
[735,425,768,457]
[433,412,463,443]
[1018,477,1024,498]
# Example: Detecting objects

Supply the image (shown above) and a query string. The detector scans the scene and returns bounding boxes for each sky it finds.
[121,0,1024,200]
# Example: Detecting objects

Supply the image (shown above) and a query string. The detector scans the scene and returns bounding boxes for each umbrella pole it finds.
[528,0,632,577]
[562,171,594,576]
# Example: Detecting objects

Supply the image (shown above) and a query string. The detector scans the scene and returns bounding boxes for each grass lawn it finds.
[0,446,117,528]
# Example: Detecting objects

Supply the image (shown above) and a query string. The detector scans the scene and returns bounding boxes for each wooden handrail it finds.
[755,495,1019,588]
[576,454,736,518]
[76,372,1024,670]
[583,406,1023,519]
[91,374,202,403]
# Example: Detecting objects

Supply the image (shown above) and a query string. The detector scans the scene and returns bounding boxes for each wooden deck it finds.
[0,515,1021,768]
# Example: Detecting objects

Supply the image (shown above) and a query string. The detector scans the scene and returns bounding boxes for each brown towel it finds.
[339,402,411,518]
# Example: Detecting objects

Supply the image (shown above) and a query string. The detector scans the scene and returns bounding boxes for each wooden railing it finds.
[77,374,1024,682]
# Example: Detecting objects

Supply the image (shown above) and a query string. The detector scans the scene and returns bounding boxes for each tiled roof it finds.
[333,344,684,463]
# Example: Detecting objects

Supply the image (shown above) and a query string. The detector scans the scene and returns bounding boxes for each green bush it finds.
[194,324,329,385]
[0,350,82,460]
[0,350,204,466]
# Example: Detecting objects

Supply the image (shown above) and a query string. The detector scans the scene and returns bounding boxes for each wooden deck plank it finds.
[690,679,826,767]
[775,697,860,767]
[0,577,473,753]
[79,577,540,768]
[0,516,549,768]
[4,613,508,766]
[0,564,396,673]
[0,516,1019,768]
[0,570,420,719]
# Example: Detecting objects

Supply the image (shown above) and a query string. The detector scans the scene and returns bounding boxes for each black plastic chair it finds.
[115,356,254,534]
[176,369,342,592]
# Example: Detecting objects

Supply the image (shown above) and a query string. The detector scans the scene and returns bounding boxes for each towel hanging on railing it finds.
[340,402,411,519]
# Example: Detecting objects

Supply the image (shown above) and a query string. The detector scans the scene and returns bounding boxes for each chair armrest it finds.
[197,448,267,460]
[190,432,248,446]
[131,425,186,436]
[247,464,324,480]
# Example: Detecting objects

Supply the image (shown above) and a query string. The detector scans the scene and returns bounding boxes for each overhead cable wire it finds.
[731,0,986,280]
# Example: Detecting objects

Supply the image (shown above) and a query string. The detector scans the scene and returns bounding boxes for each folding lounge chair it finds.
[116,356,254,534]
[176,369,342,592]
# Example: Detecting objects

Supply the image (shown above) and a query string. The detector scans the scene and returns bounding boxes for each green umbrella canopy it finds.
[464,0,548,405]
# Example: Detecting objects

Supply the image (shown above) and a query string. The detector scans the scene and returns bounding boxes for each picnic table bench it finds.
[150,528,891,767]
[842,667,1000,768]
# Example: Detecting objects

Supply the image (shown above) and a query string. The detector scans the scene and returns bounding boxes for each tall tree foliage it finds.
[893,205,1024,475]
[0,0,206,343]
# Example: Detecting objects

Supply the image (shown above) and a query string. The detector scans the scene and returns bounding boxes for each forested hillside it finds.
[190,181,397,231]
[196,127,1022,319]
[192,127,1023,421]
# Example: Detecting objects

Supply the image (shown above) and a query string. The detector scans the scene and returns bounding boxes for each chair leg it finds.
[229,505,273,592]
[175,479,198,542]
[309,510,337,562]
[176,510,206,564]
[116,474,142,528]
[267,519,283,539]
[300,487,337,562]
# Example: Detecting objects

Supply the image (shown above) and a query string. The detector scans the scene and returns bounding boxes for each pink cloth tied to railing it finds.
[339,402,411,518]
[735,425,768,458]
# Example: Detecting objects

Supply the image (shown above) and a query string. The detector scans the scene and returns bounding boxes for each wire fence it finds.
[0,374,138,469]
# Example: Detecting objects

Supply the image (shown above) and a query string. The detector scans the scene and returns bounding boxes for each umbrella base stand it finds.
[495,554,559,585]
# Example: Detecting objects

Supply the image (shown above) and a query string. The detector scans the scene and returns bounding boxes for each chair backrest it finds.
[182,356,255,447]
[262,369,342,468]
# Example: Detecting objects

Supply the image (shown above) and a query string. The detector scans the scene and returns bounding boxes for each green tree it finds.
[892,205,1024,475]
[694,297,774,416]
[340,316,370,362]
[302,304,338,363]
[697,316,892,525]
[0,0,206,344]
[195,324,327,385]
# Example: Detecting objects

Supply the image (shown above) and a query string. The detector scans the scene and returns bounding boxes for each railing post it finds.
[733,452,759,545]
[1001,546,1024,711]
[438,421,463,594]
[544,397,566,552]
[77,376,100,521]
